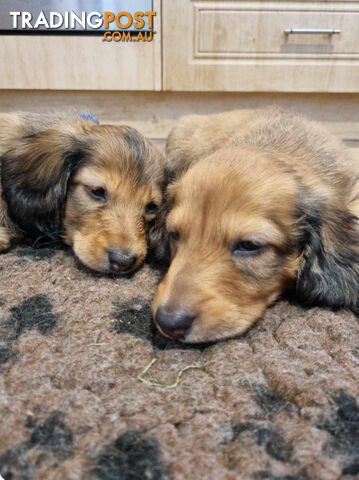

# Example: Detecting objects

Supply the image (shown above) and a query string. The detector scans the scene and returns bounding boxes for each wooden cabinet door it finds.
[0,0,161,91]
[162,0,359,92]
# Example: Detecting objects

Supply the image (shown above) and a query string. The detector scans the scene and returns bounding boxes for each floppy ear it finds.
[147,202,170,264]
[146,167,183,264]
[146,169,177,264]
[296,203,359,314]
[1,127,89,240]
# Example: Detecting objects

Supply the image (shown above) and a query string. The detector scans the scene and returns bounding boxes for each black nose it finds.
[108,249,137,272]
[155,306,195,339]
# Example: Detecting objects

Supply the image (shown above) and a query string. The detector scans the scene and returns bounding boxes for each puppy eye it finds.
[231,240,265,257]
[145,202,158,215]
[86,186,108,202]
[168,227,179,242]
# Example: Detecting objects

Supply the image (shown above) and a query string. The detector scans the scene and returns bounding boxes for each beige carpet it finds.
[1,245,359,480]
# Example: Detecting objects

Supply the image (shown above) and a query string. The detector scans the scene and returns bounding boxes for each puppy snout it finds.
[155,306,195,339]
[108,249,137,272]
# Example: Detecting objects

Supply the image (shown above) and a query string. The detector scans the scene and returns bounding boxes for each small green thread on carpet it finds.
[137,358,206,389]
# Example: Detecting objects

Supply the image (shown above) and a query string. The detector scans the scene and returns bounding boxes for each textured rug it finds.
[1,245,359,480]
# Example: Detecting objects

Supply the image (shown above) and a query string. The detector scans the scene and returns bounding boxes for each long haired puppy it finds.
[153,107,359,343]
[0,112,167,273]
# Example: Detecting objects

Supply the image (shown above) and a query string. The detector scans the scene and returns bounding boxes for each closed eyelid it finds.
[231,220,284,246]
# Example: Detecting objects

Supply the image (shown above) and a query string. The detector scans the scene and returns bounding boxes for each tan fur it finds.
[153,107,359,343]
[0,112,166,273]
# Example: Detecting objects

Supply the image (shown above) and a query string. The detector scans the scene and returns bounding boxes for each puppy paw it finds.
[0,229,12,252]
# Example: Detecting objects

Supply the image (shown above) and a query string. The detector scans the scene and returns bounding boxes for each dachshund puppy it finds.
[153,107,359,343]
[0,112,167,273]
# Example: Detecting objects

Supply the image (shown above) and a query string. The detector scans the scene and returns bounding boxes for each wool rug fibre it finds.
[0,245,359,480]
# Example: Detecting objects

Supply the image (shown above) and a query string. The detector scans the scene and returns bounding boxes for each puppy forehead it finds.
[170,155,295,240]
[169,202,285,244]
[89,125,164,181]
[74,166,104,186]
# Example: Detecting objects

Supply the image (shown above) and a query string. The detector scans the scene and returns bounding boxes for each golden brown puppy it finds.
[153,107,359,343]
[0,112,167,273]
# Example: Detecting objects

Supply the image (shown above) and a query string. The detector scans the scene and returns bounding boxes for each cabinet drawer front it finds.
[163,0,359,92]
[198,9,359,57]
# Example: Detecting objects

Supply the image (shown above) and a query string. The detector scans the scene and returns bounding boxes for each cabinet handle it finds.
[284,28,341,34]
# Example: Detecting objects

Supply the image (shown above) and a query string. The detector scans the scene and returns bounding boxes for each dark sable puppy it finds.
[0,112,167,273]
[153,107,359,343]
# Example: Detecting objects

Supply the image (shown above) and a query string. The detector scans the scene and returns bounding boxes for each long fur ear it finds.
[146,167,183,265]
[147,202,170,264]
[146,169,177,264]
[1,128,89,240]
[296,203,359,314]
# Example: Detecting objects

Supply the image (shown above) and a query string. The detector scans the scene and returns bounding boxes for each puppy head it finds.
[63,125,168,273]
[1,120,167,273]
[153,148,299,343]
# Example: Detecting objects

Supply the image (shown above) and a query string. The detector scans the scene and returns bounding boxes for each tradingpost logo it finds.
[102,12,156,42]
[5,10,156,42]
